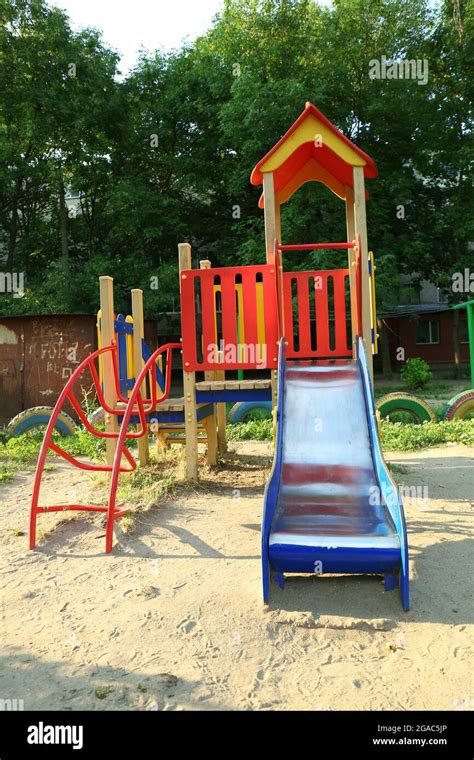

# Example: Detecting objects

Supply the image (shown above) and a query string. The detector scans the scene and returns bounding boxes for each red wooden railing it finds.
[179,238,362,368]
[283,269,352,358]
[180,264,279,371]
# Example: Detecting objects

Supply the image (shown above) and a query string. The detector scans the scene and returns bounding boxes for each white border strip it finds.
[269,533,400,549]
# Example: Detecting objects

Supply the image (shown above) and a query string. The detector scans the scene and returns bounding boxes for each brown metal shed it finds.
[0,314,158,425]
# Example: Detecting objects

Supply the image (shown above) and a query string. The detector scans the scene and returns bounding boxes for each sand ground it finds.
[0,442,472,711]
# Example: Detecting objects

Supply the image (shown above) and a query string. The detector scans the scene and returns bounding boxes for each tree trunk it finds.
[6,144,33,271]
[452,308,462,379]
[59,177,69,270]
[378,317,393,379]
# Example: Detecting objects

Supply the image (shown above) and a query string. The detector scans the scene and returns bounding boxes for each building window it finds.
[416,319,440,345]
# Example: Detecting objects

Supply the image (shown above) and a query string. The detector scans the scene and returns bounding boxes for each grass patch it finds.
[380,419,474,451]
[95,686,112,700]
[227,419,273,441]
[374,383,463,400]
[0,462,15,483]
[225,416,474,452]
[0,428,108,483]
[115,447,181,521]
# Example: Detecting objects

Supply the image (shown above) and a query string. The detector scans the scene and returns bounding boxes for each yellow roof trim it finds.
[259,114,366,174]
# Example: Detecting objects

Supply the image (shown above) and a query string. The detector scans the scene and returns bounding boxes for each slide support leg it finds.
[384,573,398,592]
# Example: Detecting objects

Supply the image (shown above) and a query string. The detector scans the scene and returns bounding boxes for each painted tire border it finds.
[442,389,474,420]
[6,406,77,439]
[376,393,436,424]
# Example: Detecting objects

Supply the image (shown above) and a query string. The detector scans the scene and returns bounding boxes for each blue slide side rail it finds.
[357,337,410,610]
[261,338,286,603]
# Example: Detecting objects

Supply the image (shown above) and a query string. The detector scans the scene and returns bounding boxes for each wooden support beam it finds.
[263,173,278,264]
[203,365,217,466]
[178,242,192,273]
[353,167,373,381]
[131,288,149,466]
[203,416,217,466]
[215,367,227,454]
[183,370,198,480]
[345,185,357,359]
[179,242,198,479]
[263,172,284,337]
[99,276,118,466]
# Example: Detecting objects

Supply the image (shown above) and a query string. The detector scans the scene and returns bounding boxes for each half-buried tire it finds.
[228,401,273,423]
[442,390,474,420]
[6,406,77,439]
[376,393,436,424]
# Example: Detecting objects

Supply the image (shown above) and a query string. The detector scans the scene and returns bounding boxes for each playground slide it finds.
[262,337,409,609]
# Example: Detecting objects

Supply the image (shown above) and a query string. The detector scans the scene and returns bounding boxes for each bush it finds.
[400,358,432,391]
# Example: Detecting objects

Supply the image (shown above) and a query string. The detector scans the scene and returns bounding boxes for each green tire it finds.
[376,393,436,424]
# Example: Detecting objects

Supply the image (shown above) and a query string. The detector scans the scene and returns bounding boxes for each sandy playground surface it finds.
[0,441,473,711]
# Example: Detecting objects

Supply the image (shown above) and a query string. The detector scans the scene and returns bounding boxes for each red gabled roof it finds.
[250,102,377,206]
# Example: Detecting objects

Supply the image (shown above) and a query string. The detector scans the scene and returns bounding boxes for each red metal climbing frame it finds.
[29,342,180,553]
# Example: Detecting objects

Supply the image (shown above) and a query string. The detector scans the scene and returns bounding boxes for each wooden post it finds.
[263,173,278,264]
[99,276,118,466]
[203,415,218,466]
[215,366,227,454]
[353,167,373,381]
[179,242,192,273]
[183,369,198,480]
[263,173,284,346]
[179,243,198,480]
[131,288,149,466]
[345,185,358,359]
[263,173,283,417]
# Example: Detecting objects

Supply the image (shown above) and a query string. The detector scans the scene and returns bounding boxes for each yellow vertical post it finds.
[131,289,149,466]
[99,276,118,466]
[215,365,227,455]
[179,243,198,480]
[368,251,378,355]
[353,167,373,382]
[200,259,217,466]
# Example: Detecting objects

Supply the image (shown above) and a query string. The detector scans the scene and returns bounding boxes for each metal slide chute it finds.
[262,338,409,610]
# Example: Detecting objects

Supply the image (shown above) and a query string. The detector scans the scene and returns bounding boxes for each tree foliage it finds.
[0,0,472,317]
